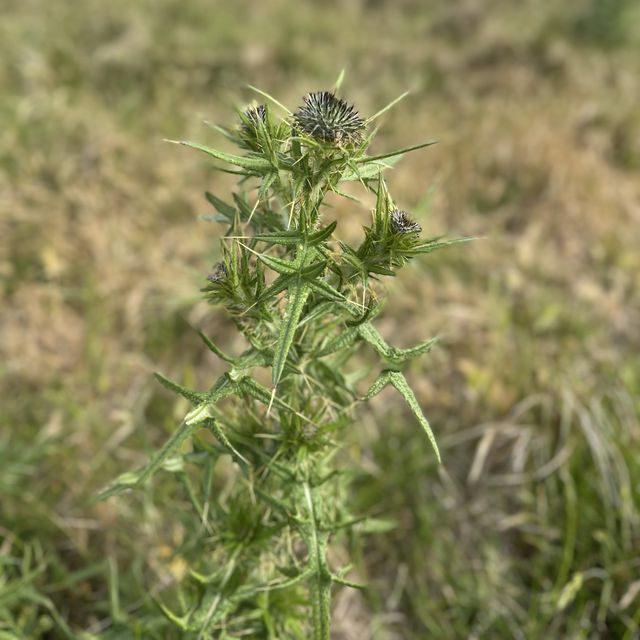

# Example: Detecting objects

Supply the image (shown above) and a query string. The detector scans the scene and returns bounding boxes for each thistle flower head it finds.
[390,209,422,234]
[206,262,228,283]
[240,104,267,135]
[294,91,365,144]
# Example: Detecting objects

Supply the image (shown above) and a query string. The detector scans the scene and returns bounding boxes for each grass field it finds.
[1,0,640,637]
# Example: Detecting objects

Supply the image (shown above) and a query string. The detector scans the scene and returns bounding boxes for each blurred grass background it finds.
[1,0,640,637]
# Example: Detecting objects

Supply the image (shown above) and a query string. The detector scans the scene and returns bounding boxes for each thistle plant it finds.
[99,80,466,638]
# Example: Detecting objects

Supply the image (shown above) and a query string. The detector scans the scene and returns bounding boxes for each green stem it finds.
[303,481,332,640]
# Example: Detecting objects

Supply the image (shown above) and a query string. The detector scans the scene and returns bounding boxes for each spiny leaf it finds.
[154,372,207,405]
[357,323,389,358]
[307,279,347,304]
[341,158,401,182]
[272,277,311,387]
[411,235,475,255]
[358,140,437,164]
[364,370,440,462]
[247,84,292,115]
[316,327,359,357]
[167,139,273,171]
[203,417,248,466]
[95,420,201,501]
[388,337,438,364]
[258,253,300,275]
[365,91,409,124]
[253,230,305,246]
[205,191,236,219]
[197,330,234,364]
[239,377,297,413]
[308,220,337,244]
[257,567,315,593]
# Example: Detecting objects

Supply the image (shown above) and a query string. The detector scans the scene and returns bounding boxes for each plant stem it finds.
[303,481,332,640]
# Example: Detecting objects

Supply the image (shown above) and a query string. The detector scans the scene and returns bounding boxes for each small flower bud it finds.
[206,262,228,283]
[389,209,422,235]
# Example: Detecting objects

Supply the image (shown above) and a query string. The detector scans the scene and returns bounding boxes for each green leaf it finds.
[341,158,400,182]
[239,377,296,413]
[247,84,292,115]
[154,372,207,405]
[307,279,347,304]
[364,370,440,462]
[205,191,236,219]
[197,330,234,363]
[203,416,248,466]
[254,272,297,305]
[411,236,475,255]
[316,327,359,357]
[357,323,389,358]
[358,140,437,164]
[387,337,438,364]
[258,253,300,275]
[95,421,201,501]
[308,220,337,244]
[365,91,409,124]
[253,230,304,246]
[168,139,273,171]
[272,277,311,386]
[356,323,437,364]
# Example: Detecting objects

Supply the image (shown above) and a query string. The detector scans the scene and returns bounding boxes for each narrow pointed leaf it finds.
[170,139,272,171]
[308,220,337,244]
[358,140,437,164]
[197,330,234,363]
[316,327,359,357]
[205,191,236,218]
[253,230,304,246]
[203,417,248,466]
[154,373,207,405]
[411,236,475,255]
[307,279,347,303]
[247,85,292,115]
[95,420,201,500]
[365,91,409,124]
[239,377,297,413]
[258,253,299,275]
[388,337,438,364]
[364,370,440,462]
[272,277,311,386]
[357,323,390,358]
